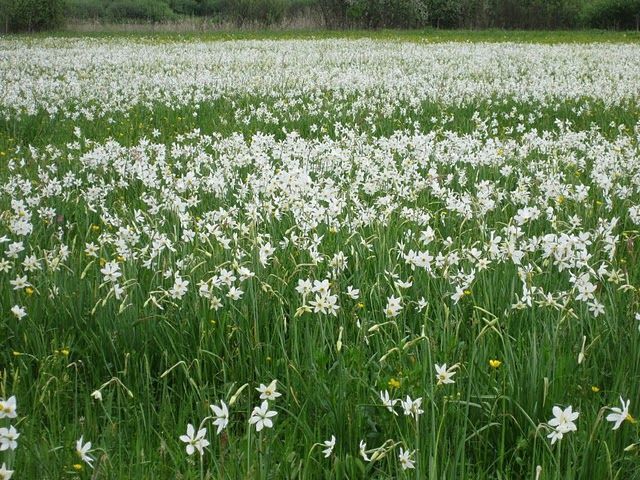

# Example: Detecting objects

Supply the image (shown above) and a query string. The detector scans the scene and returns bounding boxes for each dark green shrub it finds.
[218,0,292,25]
[345,0,429,28]
[1,0,65,32]
[195,0,224,15]
[105,0,177,22]
[582,0,640,29]
[316,0,348,27]
[65,0,106,19]
[168,0,199,15]
[428,0,461,28]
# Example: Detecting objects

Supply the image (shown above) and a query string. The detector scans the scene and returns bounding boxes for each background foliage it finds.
[1,0,65,32]
[1,0,639,32]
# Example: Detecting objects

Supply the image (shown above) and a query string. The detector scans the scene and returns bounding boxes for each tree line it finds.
[1,0,639,32]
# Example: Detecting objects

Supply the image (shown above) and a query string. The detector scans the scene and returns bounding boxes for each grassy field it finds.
[1,32,640,479]
[9,27,640,43]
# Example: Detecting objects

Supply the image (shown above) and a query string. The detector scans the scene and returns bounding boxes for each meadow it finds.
[1,32,640,479]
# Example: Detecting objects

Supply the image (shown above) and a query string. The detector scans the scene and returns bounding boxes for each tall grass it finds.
[0,34,640,479]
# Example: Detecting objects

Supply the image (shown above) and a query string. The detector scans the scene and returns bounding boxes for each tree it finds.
[2,0,65,32]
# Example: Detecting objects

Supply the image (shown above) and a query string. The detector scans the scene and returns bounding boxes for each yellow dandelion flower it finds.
[388,378,400,389]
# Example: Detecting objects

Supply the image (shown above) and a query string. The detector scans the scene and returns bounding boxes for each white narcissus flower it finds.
[346,286,360,299]
[384,295,402,318]
[84,242,99,257]
[210,400,229,435]
[76,436,95,468]
[248,401,277,432]
[0,396,17,419]
[394,279,412,289]
[416,297,428,312]
[379,390,397,415]
[400,395,424,420]
[179,424,210,455]
[100,261,121,283]
[547,428,564,445]
[434,363,457,385]
[548,405,579,432]
[259,242,275,266]
[312,279,330,295]
[398,447,415,470]
[10,305,26,320]
[607,397,633,430]
[0,426,19,451]
[547,405,579,444]
[257,380,282,401]
[359,440,370,461]
[0,462,14,480]
[295,279,312,297]
[321,435,336,458]
[227,286,244,300]
[9,275,29,290]
[168,275,189,299]
[237,266,254,281]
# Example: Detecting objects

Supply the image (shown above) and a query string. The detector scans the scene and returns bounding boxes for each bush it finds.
[31,0,640,30]
[195,0,224,15]
[345,0,429,28]
[219,0,304,25]
[168,0,200,15]
[105,0,177,22]
[428,0,461,28]
[582,0,640,29]
[65,0,106,19]
[1,0,65,32]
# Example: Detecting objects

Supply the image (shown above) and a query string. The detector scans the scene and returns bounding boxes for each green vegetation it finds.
[2,0,640,32]
[0,0,65,32]
[2,97,640,153]
[10,28,640,43]
[62,0,640,29]
[1,32,640,480]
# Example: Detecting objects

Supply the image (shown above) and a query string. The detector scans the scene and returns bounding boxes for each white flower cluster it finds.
[1,37,640,476]
[179,380,279,457]
[546,396,634,445]
[4,123,637,325]
[0,396,18,480]
[1,40,640,120]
